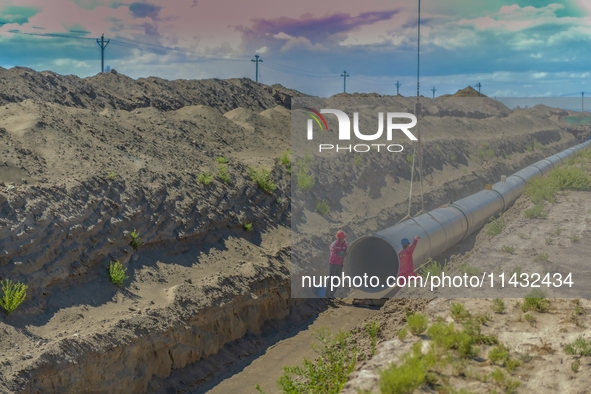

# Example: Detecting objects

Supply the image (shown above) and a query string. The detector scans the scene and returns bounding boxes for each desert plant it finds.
[243,222,253,232]
[491,298,505,314]
[518,232,530,239]
[534,252,549,262]
[216,156,228,164]
[458,263,481,276]
[379,342,437,394]
[248,168,277,194]
[353,155,362,167]
[315,199,330,215]
[564,336,591,357]
[450,302,471,323]
[407,313,429,335]
[297,167,315,191]
[532,138,543,150]
[197,171,213,185]
[502,245,515,254]
[524,313,537,327]
[545,237,553,245]
[129,229,143,249]
[0,279,28,315]
[365,321,381,356]
[108,260,129,287]
[275,328,358,394]
[524,203,546,219]
[522,289,549,313]
[107,172,117,179]
[406,153,414,164]
[216,163,231,183]
[485,213,505,237]
[279,150,291,169]
[420,258,443,279]
[397,327,408,341]
[572,359,581,373]
[570,234,580,243]
[450,152,457,162]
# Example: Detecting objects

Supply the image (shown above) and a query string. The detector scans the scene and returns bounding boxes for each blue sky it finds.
[2,0,591,98]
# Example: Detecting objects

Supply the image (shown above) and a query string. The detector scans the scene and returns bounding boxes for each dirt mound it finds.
[453,85,486,97]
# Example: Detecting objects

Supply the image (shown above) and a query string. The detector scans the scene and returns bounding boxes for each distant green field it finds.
[566,116,591,125]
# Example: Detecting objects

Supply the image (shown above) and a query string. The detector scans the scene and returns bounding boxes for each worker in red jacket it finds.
[398,236,420,279]
[326,230,347,298]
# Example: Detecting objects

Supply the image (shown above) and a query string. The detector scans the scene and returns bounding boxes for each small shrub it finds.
[107,172,117,179]
[522,289,549,313]
[379,342,436,394]
[406,154,414,164]
[492,298,505,314]
[216,163,231,183]
[129,229,143,249]
[276,328,358,394]
[296,167,315,191]
[532,138,542,150]
[485,214,505,237]
[488,344,510,365]
[0,279,28,315]
[553,227,563,236]
[458,263,481,276]
[197,172,213,185]
[518,232,530,239]
[108,260,129,287]
[572,359,581,373]
[450,152,457,161]
[248,168,277,194]
[570,234,580,243]
[315,199,330,215]
[365,321,380,356]
[534,252,549,262]
[524,204,546,219]
[419,258,443,278]
[353,155,362,167]
[397,327,408,341]
[545,237,553,245]
[502,245,515,254]
[407,313,429,335]
[279,150,291,169]
[564,336,591,357]
[243,222,253,232]
[216,156,228,164]
[524,313,537,327]
[450,302,471,323]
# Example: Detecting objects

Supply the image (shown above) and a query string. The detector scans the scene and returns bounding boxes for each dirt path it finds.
[196,302,379,394]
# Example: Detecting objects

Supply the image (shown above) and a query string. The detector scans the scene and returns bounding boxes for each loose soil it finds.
[0,66,587,393]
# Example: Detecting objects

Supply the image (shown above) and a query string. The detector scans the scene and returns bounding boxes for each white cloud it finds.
[255,46,268,54]
[273,32,292,40]
[532,72,547,79]
[280,36,326,52]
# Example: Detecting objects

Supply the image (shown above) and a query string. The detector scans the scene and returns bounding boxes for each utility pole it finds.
[582,91,585,112]
[395,80,401,95]
[416,0,424,214]
[96,33,110,73]
[251,55,263,82]
[341,70,349,93]
[475,82,482,93]
[431,87,437,98]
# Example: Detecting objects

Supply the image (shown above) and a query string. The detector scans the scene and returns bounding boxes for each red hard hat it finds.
[336,230,346,239]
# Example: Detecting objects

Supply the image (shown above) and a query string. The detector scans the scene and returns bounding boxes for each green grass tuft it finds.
[407,313,429,336]
[108,260,129,287]
[485,213,505,237]
[522,289,549,313]
[216,156,228,164]
[197,172,213,185]
[248,168,277,194]
[216,163,231,183]
[492,298,505,314]
[565,336,591,357]
[315,199,330,215]
[129,229,143,249]
[0,279,28,315]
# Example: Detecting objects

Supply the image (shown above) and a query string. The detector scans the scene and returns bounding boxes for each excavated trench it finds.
[0,128,580,394]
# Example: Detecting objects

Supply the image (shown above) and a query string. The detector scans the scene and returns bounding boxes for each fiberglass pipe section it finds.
[344,140,591,294]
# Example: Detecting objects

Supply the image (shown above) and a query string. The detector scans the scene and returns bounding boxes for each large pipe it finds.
[345,140,591,295]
